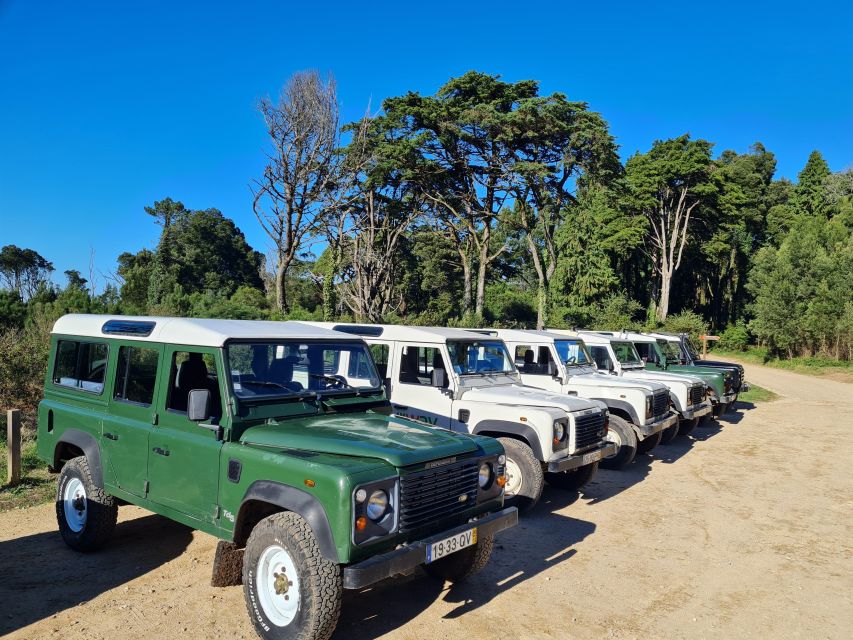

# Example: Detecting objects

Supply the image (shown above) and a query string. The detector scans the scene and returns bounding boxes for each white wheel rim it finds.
[256,544,300,627]
[504,457,523,497]
[63,477,87,532]
[604,428,622,459]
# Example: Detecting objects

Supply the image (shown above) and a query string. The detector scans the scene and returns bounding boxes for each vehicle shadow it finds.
[334,500,595,639]
[576,453,653,505]
[0,512,193,636]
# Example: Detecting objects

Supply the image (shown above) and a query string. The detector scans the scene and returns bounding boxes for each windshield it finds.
[226,341,381,399]
[612,341,643,366]
[447,340,515,375]
[659,340,682,363]
[554,340,594,366]
[685,338,700,359]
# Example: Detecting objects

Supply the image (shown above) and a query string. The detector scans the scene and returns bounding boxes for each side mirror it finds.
[607,360,615,373]
[431,368,448,389]
[187,388,212,422]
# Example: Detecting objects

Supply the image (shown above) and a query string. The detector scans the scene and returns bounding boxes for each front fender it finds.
[596,398,641,425]
[236,480,339,563]
[471,420,545,461]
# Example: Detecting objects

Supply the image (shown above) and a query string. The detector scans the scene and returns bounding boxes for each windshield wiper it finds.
[239,380,294,393]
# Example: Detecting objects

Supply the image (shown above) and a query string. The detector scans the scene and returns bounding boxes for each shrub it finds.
[662,311,709,344]
[718,322,751,351]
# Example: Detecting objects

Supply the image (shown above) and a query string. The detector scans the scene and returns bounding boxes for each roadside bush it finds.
[719,322,751,351]
[582,292,644,332]
[662,310,709,344]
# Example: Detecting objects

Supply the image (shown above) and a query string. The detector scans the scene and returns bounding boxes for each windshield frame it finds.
[223,338,384,402]
[446,339,517,377]
[553,339,595,368]
[658,340,682,364]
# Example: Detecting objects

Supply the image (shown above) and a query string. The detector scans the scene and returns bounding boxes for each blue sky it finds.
[1,0,851,287]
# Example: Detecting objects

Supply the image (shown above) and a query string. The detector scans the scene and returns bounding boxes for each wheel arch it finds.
[598,399,640,426]
[53,429,104,488]
[234,480,339,563]
[472,420,544,461]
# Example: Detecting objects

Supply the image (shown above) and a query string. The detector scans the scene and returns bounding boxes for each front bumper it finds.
[681,401,712,420]
[342,507,518,590]
[640,411,678,436]
[547,440,616,473]
[740,382,750,392]
[720,392,737,405]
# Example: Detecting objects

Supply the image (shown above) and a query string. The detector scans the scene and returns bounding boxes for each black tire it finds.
[424,533,494,583]
[56,455,117,552]
[497,437,544,512]
[658,421,680,445]
[713,403,724,417]
[599,415,637,470]
[678,417,700,436]
[545,461,598,491]
[637,429,663,453]
[243,512,342,640]
[699,413,714,427]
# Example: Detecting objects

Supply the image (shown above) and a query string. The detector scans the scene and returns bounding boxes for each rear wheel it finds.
[678,417,700,436]
[637,429,663,454]
[424,533,494,582]
[498,438,544,512]
[545,461,598,491]
[599,416,637,470]
[56,456,117,552]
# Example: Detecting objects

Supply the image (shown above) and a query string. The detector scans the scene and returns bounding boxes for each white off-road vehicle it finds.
[488,329,678,470]
[576,331,712,437]
[303,323,615,511]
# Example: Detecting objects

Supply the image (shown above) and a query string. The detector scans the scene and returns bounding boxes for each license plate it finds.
[425,528,477,563]
[582,452,598,465]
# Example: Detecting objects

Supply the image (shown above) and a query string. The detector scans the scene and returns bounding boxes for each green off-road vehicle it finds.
[38,315,516,640]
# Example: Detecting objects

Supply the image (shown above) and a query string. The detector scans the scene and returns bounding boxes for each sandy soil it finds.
[2,360,851,640]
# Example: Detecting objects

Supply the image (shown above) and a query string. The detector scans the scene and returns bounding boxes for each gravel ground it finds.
[1,358,851,640]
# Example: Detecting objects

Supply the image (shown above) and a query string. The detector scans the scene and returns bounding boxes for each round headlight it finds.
[366,490,388,521]
[553,420,565,442]
[478,463,493,488]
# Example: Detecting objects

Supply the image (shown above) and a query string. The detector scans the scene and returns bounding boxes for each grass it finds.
[0,435,54,512]
[737,384,779,404]
[713,347,853,382]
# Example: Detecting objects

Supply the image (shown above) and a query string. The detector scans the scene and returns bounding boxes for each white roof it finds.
[576,331,620,345]
[647,332,679,342]
[304,321,504,344]
[593,330,656,343]
[491,328,583,343]
[52,314,348,347]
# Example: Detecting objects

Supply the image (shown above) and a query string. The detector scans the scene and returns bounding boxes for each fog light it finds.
[355,516,367,531]
[496,475,507,488]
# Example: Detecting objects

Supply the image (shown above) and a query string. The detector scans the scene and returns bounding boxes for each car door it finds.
[147,346,224,523]
[388,343,451,429]
[103,342,163,497]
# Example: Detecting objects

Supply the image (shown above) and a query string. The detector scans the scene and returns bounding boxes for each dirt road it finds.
[2,360,851,640]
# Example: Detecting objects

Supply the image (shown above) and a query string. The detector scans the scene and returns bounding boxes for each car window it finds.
[399,345,446,385]
[53,340,108,394]
[166,350,221,417]
[589,346,612,370]
[369,343,389,379]
[113,346,159,406]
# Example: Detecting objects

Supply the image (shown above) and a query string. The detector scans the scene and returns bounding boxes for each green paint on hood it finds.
[239,413,479,468]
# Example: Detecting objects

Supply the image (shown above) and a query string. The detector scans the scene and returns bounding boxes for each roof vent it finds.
[332,325,383,337]
[101,320,156,337]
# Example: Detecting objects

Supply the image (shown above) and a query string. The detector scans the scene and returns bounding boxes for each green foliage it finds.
[0,290,26,329]
[562,292,645,331]
[661,310,709,344]
[719,322,750,351]
[793,151,831,217]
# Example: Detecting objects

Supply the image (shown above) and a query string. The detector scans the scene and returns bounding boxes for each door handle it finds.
[104,432,119,441]
[152,447,170,457]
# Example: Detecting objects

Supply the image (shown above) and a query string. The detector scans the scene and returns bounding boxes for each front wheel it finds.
[424,534,494,582]
[243,512,342,640]
[56,456,117,552]
[678,417,700,436]
[497,438,544,512]
[658,421,680,445]
[545,461,598,491]
[599,416,637,470]
[637,429,663,454]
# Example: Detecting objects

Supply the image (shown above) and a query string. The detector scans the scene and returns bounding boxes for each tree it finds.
[383,72,533,318]
[252,71,342,313]
[0,245,54,300]
[625,135,716,321]
[794,150,831,217]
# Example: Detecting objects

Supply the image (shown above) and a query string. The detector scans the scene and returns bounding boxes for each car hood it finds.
[620,368,704,386]
[461,384,604,414]
[568,372,668,393]
[239,414,479,468]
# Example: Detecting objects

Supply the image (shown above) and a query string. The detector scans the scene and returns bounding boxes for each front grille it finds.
[689,384,704,405]
[574,411,605,451]
[653,389,669,417]
[399,459,479,533]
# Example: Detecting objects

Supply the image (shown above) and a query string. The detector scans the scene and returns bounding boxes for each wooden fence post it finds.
[6,409,21,485]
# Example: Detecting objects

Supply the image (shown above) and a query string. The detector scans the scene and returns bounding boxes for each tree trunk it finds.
[536,284,547,330]
[275,259,289,314]
[460,255,473,317]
